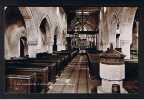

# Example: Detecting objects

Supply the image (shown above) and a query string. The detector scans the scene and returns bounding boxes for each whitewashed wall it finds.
[5,7,67,59]
[99,7,137,59]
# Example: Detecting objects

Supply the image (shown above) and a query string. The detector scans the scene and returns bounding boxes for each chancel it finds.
[4,6,138,94]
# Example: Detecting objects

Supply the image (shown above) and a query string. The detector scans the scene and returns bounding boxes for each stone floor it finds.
[47,54,138,94]
[48,55,100,93]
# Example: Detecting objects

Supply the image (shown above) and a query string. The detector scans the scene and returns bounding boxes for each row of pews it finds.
[86,50,102,80]
[86,49,138,81]
[5,49,79,94]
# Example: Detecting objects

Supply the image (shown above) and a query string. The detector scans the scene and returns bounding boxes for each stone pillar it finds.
[47,42,53,53]
[120,23,132,59]
[27,41,38,58]
[97,44,127,93]
[25,19,38,58]
[120,40,131,59]
[57,43,66,51]
[136,21,139,50]
[5,25,26,59]
[116,34,120,48]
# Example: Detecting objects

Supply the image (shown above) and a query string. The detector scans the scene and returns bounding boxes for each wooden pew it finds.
[36,53,65,74]
[86,52,101,80]
[27,58,61,78]
[6,59,57,83]
[6,63,49,93]
[53,52,70,66]
[125,59,138,80]
[53,50,73,63]
[6,73,36,94]
[15,67,49,93]
[26,61,57,82]
[56,49,79,60]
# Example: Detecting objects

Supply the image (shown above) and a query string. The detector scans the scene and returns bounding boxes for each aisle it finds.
[48,54,99,93]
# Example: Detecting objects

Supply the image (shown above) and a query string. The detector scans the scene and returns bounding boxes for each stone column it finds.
[120,23,132,59]
[116,35,119,48]
[136,21,139,50]
[57,43,66,51]
[25,19,38,58]
[47,42,53,53]
[27,41,38,58]
[120,40,131,59]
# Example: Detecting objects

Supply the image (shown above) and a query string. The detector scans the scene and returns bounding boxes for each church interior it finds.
[4,6,139,94]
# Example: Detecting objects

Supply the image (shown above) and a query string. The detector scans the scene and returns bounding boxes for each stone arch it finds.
[37,15,54,53]
[119,7,138,59]
[39,18,49,45]
[54,24,67,51]
[19,7,49,57]
[18,7,35,39]
[18,7,39,57]
[99,7,138,59]
[38,17,52,52]
[18,7,33,20]
[4,7,27,59]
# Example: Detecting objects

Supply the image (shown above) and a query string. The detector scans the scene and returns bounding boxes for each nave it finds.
[5,50,138,94]
[48,55,99,93]
[3,7,139,94]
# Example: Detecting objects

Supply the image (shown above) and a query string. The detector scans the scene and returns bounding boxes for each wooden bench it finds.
[6,63,49,93]
[27,62,57,82]
[36,53,66,73]
[125,59,138,80]
[15,67,49,93]
[28,58,61,78]
[53,52,71,66]
[6,59,57,83]
[6,74,36,94]
[87,52,101,79]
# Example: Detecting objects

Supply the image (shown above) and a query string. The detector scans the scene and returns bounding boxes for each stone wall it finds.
[4,7,67,59]
[4,7,138,59]
[99,7,137,59]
